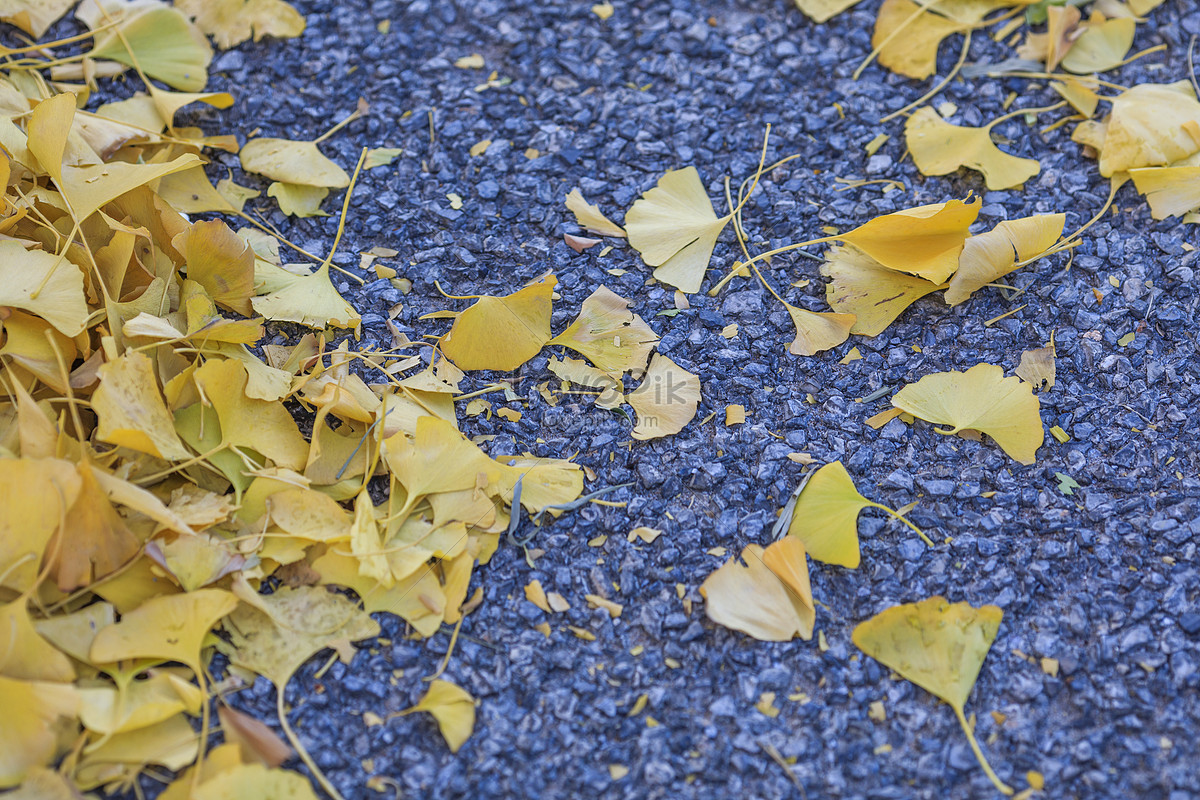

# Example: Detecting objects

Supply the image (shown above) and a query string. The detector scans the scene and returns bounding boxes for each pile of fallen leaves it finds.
[0,3,589,798]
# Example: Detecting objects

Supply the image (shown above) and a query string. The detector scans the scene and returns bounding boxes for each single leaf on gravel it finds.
[891,363,1043,464]
[1129,166,1200,219]
[784,304,855,356]
[1090,82,1200,177]
[700,538,814,642]
[93,351,192,461]
[837,198,979,284]
[394,680,476,753]
[240,138,350,189]
[793,0,865,23]
[548,285,658,377]
[906,108,1041,191]
[176,0,305,49]
[89,7,213,92]
[785,461,883,568]
[852,596,1012,795]
[1015,335,1056,390]
[90,588,238,673]
[625,166,731,293]
[871,0,965,80]
[565,188,626,237]
[944,213,1066,305]
[626,353,701,440]
[1061,15,1134,74]
[0,676,78,789]
[820,246,944,336]
[440,275,556,371]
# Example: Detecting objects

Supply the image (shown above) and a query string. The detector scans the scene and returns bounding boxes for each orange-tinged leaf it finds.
[700,540,814,642]
[0,0,75,37]
[93,351,192,462]
[0,676,77,789]
[441,275,556,371]
[216,706,293,767]
[892,363,1043,464]
[49,462,142,591]
[174,220,255,316]
[838,198,979,284]
[0,458,82,593]
[90,588,238,671]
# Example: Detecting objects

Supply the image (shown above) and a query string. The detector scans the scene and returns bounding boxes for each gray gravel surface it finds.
[105,0,1200,797]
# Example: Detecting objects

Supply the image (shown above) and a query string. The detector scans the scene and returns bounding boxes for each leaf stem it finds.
[869,502,935,547]
[984,100,1067,131]
[954,705,1014,796]
[278,690,347,800]
[708,234,840,296]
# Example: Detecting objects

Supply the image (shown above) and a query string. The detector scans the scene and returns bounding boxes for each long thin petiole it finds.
[278,691,347,800]
[868,502,935,547]
[954,705,1014,796]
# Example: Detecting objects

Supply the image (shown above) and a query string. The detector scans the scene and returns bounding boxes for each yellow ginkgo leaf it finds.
[174,220,255,316]
[906,108,1041,191]
[1052,77,1100,118]
[32,602,115,666]
[78,672,201,736]
[90,588,238,672]
[349,490,391,586]
[264,488,352,541]
[1061,14,1134,75]
[192,358,310,470]
[93,351,192,461]
[625,166,731,293]
[0,458,82,594]
[699,539,814,642]
[397,680,476,753]
[384,416,503,506]
[250,262,360,331]
[785,304,855,356]
[787,461,929,568]
[793,0,865,23]
[548,285,658,377]
[157,165,239,214]
[192,763,318,800]
[872,0,965,80]
[0,0,75,37]
[565,188,626,237]
[626,353,701,440]
[1015,335,1056,390]
[852,597,1012,795]
[1130,166,1200,219]
[221,586,379,690]
[240,138,349,189]
[0,241,88,337]
[0,676,78,789]
[175,0,306,50]
[944,214,1066,306]
[891,363,1043,464]
[441,275,556,371]
[820,246,944,336]
[73,714,200,788]
[838,198,979,284]
[1017,4,1080,72]
[0,598,76,682]
[146,532,245,591]
[51,461,143,591]
[312,549,445,637]
[89,7,213,92]
[1,766,79,800]
[267,182,329,217]
[1096,82,1200,177]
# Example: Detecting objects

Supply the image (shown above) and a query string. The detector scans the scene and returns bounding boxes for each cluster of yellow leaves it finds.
[440,278,702,440]
[0,7,590,798]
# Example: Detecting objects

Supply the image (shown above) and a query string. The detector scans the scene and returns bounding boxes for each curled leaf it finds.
[700,538,814,642]
[944,214,1066,306]
[838,198,979,284]
[565,188,625,237]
